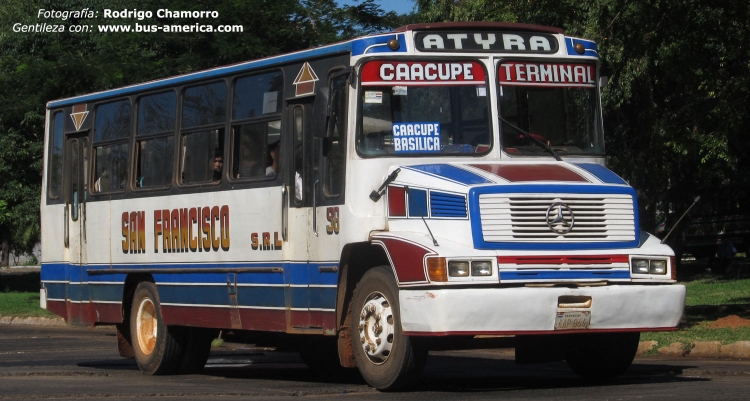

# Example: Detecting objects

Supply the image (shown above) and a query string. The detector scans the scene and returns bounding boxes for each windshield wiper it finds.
[498,116,563,161]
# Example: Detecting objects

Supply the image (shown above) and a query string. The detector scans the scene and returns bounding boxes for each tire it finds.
[298,336,354,378]
[350,266,427,391]
[177,327,214,374]
[565,332,640,382]
[130,281,184,375]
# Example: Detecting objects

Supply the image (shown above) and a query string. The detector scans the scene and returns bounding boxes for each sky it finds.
[338,0,416,15]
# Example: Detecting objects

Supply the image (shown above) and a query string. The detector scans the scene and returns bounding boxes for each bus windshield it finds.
[498,61,604,156]
[357,60,491,156]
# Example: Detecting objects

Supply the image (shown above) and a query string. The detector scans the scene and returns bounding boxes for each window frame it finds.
[90,98,132,196]
[355,56,493,159]
[132,90,178,192]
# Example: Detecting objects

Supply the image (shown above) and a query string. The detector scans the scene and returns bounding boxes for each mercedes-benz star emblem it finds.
[545,202,575,234]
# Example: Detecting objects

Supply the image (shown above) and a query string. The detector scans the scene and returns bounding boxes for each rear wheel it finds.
[177,327,214,374]
[565,332,640,382]
[350,266,426,391]
[130,281,184,375]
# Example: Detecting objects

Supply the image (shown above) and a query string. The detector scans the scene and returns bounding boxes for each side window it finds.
[135,91,176,189]
[93,99,130,193]
[180,82,227,184]
[293,106,304,205]
[323,74,347,198]
[231,71,283,182]
[232,121,280,179]
[48,112,64,199]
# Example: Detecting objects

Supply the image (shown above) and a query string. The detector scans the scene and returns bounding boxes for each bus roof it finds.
[47,22,571,109]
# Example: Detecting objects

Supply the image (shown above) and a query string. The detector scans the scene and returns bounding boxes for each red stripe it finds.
[161,305,233,329]
[46,300,68,320]
[375,237,431,283]
[471,164,588,182]
[94,302,123,323]
[497,255,629,265]
[238,309,287,332]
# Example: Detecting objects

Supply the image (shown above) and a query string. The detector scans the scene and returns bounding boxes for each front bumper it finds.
[399,284,685,335]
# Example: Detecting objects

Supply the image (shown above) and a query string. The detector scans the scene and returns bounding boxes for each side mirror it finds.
[599,76,609,89]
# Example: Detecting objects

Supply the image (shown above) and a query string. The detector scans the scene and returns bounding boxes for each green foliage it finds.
[416,0,750,238]
[0,0,402,260]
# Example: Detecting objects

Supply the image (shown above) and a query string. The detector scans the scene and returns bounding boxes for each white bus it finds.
[40,22,685,390]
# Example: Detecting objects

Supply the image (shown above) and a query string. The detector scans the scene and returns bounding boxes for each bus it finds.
[40,22,685,390]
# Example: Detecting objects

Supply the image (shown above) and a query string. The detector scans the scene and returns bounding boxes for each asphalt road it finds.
[2,325,750,400]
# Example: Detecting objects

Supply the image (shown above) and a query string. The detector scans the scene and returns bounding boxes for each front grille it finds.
[479,193,636,242]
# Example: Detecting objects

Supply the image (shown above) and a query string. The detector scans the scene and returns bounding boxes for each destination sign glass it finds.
[414,31,558,54]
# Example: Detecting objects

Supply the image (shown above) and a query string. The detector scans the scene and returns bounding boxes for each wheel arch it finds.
[335,241,391,367]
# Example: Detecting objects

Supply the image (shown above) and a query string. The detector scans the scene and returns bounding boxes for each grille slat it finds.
[479,193,636,243]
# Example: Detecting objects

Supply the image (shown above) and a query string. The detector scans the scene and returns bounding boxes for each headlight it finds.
[471,261,493,276]
[631,258,668,275]
[650,260,667,275]
[448,261,470,277]
[632,259,650,274]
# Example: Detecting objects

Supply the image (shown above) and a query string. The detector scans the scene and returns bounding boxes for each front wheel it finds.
[350,266,426,391]
[565,332,640,382]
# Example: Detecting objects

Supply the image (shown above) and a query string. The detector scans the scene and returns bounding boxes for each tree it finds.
[0,0,403,265]
[415,0,750,241]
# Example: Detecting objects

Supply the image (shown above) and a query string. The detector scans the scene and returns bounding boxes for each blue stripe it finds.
[408,188,428,217]
[45,283,67,300]
[237,286,287,308]
[565,37,599,57]
[158,285,229,305]
[406,164,492,186]
[500,270,630,280]
[469,184,640,250]
[89,283,124,302]
[41,262,338,308]
[351,33,406,56]
[575,163,627,185]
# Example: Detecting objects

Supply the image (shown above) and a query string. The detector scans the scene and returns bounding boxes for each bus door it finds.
[283,62,348,332]
[283,97,316,331]
[308,71,348,331]
[63,133,90,325]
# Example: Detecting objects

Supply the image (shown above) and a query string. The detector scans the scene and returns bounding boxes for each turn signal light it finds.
[427,257,447,282]
[670,256,677,280]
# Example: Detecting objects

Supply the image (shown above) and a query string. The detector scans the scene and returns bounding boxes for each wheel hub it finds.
[136,297,157,355]
[357,291,395,364]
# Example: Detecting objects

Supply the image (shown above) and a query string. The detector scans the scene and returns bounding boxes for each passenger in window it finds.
[234,136,264,178]
[266,141,279,177]
[95,169,109,192]
[213,150,223,181]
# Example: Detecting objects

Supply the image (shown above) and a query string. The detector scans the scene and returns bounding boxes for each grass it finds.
[684,277,750,306]
[0,292,57,318]
[640,274,750,352]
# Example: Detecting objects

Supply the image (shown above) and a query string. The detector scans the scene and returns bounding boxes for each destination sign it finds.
[414,31,558,54]
[499,62,596,87]
[361,61,486,86]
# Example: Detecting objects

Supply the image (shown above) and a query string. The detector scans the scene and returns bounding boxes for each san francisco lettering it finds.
[153,205,230,253]
[122,211,146,254]
[414,31,558,54]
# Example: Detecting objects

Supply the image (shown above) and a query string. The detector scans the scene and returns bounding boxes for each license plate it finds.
[554,311,591,330]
